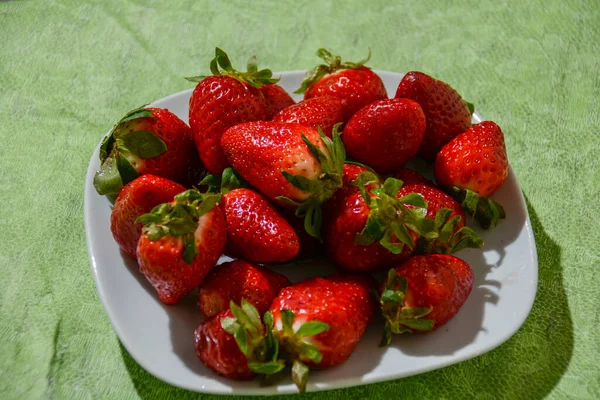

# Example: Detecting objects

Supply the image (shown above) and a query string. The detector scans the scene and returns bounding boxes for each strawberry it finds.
[395,71,473,160]
[187,48,277,174]
[260,84,296,120]
[110,175,185,259]
[394,168,432,186]
[93,106,201,199]
[325,171,435,272]
[263,275,377,392]
[343,98,426,173]
[378,255,474,346]
[198,260,290,319]
[136,190,226,304]
[280,208,325,260]
[434,121,508,228]
[297,49,387,122]
[195,300,275,380]
[221,121,346,238]
[397,183,483,254]
[201,167,301,262]
[273,96,344,138]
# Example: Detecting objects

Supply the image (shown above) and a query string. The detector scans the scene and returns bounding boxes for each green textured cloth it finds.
[1,0,599,398]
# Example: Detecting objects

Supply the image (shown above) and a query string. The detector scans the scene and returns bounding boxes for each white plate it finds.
[84,71,538,395]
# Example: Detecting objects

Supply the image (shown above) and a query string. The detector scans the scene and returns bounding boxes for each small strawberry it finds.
[202,168,300,263]
[221,121,346,239]
[343,98,426,173]
[260,84,296,120]
[273,96,344,138]
[325,171,435,272]
[93,106,201,199]
[395,71,473,160]
[136,190,226,304]
[195,300,274,380]
[264,275,377,392]
[397,183,483,254]
[378,255,474,346]
[198,260,291,319]
[110,175,185,258]
[434,121,508,228]
[297,49,387,122]
[187,48,278,174]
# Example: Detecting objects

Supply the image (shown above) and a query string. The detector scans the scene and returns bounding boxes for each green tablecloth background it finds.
[1,1,599,398]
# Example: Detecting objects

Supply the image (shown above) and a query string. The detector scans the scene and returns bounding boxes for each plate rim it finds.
[84,70,539,395]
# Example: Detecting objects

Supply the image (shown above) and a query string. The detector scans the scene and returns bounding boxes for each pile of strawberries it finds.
[94,48,509,393]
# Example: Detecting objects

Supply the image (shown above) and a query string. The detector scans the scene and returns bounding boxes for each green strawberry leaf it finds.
[116,130,167,159]
[379,322,393,347]
[295,321,329,339]
[115,153,139,185]
[248,360,286,375]
[181,233,198,265]
[93,153,123,196]
[466,101,475,115]
[99,132,115,162]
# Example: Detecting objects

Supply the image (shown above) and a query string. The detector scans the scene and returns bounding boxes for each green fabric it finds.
[1,0,599,398]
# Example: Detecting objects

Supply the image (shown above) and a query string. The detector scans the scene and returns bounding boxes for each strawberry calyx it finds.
[352,173,437,254]
[416,208,484,254]
[185,47,279,88]
[276,124,346,240]
[295,48,372,94]
[220,300,285,375]
[135,189,221,264]
[377,269,434,347]
[264,309,329,393]
[94,106,167,199]
[447,186,506,229]
[200,167,250,195]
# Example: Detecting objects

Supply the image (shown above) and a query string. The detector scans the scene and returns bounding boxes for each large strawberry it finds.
[434,121,508,228]
[296,49,387,122]
[394,168,432,186]
[378,255,474,346]
[325,170,435,272]
[195,300,276,380]
[263,275,377,392]
[260,83,296,120]
[136,190,226,304]
[221,121,346,239]
[187,48,277,174]
[202,168,300,262]
[273,96,344,138]
[395,71,473,160]
[110,174,185,258]
[198,260,290,319]
[397,182,483,254]
[343,98,426,173]
[93,106,201,199]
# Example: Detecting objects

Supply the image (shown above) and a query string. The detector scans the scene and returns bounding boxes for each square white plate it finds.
[84,70,538,395]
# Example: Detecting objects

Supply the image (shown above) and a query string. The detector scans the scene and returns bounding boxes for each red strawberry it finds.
[110,175,185,258]
[201,167,301,262]
[273,96,344,137]
[136,190,226,304]
[221,121,346,238]
[394,168,431,186]
[378,255,474,346]
[195,301,273,380]
[397,183,483,254]
[434,121,508,228]
[198,260,291,319]
[343,98,426,173]
[187,48,278,174]
[260,84,296,120]
[265,275,377,392]
[94,106,202,199]
[297,49,387,122]
[395,71,473,160]
[325,171,434,272]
